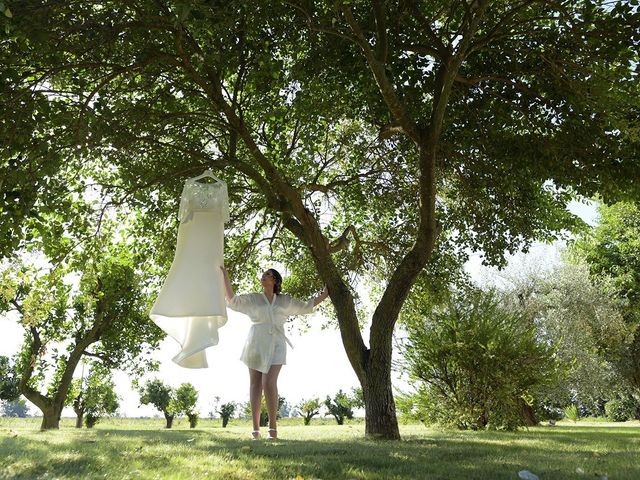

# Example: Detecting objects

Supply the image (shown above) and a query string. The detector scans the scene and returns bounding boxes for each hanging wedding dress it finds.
[150,170,229,368]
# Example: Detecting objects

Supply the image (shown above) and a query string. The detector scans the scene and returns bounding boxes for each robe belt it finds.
[256,321,293,348]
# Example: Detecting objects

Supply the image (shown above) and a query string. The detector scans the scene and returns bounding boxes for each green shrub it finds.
[400,287,559,430]
[605,397,637,421]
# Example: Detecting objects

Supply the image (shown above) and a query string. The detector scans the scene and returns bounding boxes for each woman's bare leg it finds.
[263,364,282,438]
[249,368,263,436]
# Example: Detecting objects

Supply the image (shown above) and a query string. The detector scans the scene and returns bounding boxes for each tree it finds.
[400,287,558,430]
[1,398,30,418]
[325,390,356,425]
[296,397,322,426]
[139,379,178,428]
[2,1,638,439]
[174,382,199,428]
[0,243,164,430]
[217,402,236,428]
[278,396,291,419]
[66,364,120,428]
[571,202,640,395]
[0,355,20,402]
[511,261,633,418]
[241,395,287,426]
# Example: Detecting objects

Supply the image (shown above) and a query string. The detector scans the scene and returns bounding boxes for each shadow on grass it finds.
[1,425,639,480]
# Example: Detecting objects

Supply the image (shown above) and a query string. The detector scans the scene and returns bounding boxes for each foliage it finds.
[174,383,199,428]
[605,396,639,422]
[0,243,164,429]
[217,402,237,428]
[278,397,291,418]
[563,405,579,423]
[324,390,356,425]
[241,395,287,426]
[296,397,322,426]
[139,379,177,428]
[500,260,634,419]
[400,287,558,430]
[570,202,640,393]
[0,355,20,402]
[1,398,29,418]
[66,364,119,428]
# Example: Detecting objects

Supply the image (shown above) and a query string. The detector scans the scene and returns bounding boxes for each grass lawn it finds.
[1,417,638,479]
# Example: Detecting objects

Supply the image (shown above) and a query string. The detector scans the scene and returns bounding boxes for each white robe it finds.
[227,293,315,373]
[150,178,229,368]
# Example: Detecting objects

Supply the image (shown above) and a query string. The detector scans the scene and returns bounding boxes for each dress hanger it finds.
[189,168,222,183]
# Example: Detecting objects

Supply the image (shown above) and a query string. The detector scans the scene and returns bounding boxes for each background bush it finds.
[400,287,559,430]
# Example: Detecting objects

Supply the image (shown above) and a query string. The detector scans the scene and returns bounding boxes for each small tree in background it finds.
[325,390,355,425]
[278,396,291,418]
[67,364,119,428]
[297,398,321,426]
[0,355,20,403]
[139,379,177,428]
[242,396,287,426]
[0,356,26,417]
[400,287,558,430]
[1,398,29,417]
[175,383,199,428]
[217,402,236,428]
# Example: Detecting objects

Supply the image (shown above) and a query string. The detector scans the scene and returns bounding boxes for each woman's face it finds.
[260,270,276,288]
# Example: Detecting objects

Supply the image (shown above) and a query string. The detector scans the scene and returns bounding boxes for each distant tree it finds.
[242,395,287,426]
[66,364,119,428]
[278,396,291,418]
[0,242,164,430]
[571,202,640,396]
[1,398,29,418]
[325,390,355,425]
[0,355,20,402]
[505,261,634,418]
[139,379,177,428]
[174,383,199,428]
[208,396,221,419]
[217,402,236,428]
[296,398,322,426]
[350,387,365,410]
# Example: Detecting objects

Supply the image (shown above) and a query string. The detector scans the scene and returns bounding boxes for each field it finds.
[1,417,639,479]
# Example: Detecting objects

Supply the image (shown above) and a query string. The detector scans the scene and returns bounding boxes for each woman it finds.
[220,266,329,440]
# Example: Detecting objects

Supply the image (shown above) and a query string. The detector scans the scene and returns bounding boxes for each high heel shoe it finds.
[267,428,277,440]
[251,430,261,440]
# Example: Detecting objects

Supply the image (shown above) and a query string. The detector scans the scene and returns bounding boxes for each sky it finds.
[0,200,598,418]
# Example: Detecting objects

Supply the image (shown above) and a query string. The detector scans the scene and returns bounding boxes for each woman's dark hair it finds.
[267,268,283,294]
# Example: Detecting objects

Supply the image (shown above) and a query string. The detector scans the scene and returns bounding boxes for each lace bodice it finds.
[179,179,230,223]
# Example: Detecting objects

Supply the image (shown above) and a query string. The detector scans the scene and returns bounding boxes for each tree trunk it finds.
[164,413,174,428]
[520,400,539,426]
[40,406,62,430]
[188,413,197,428]
[75,412,84,428]
[362,359,400,439]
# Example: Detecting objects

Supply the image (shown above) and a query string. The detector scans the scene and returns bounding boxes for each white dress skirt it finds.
[227,293,315,373]
[150,178,229,368]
